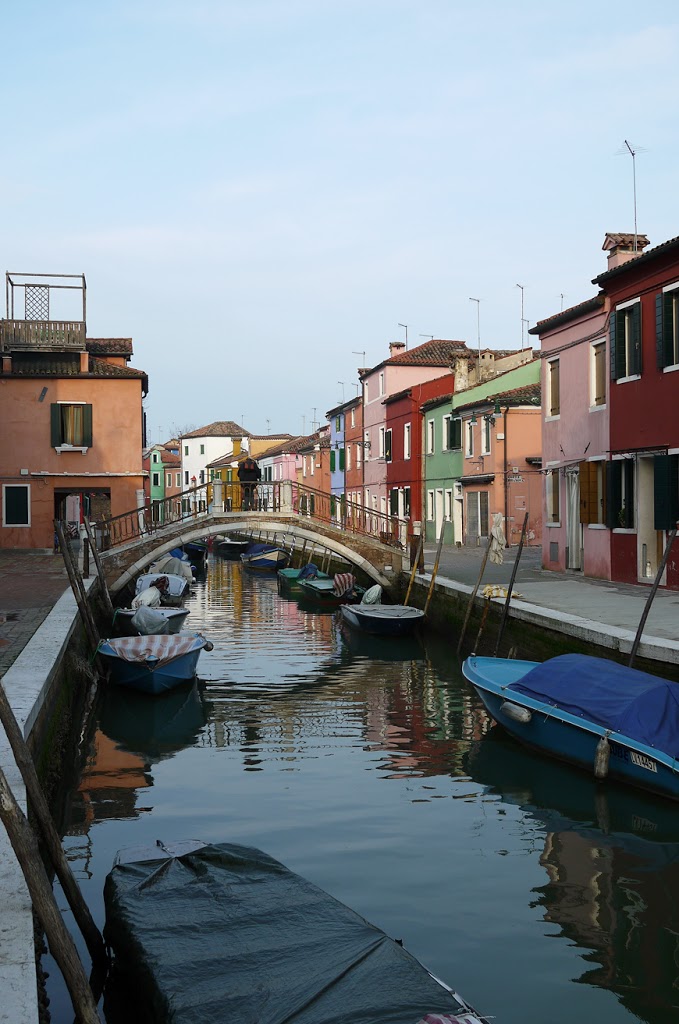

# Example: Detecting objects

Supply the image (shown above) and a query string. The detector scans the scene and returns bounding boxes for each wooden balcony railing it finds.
[0,319,86,351]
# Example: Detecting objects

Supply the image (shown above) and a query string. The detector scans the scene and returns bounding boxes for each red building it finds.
[593,233,679,588]
[384,372,456,536]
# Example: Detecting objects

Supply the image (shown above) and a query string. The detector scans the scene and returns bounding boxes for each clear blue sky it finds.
[3,1,678,441]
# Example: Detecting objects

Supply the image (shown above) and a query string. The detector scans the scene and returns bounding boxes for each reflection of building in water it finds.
[68,731,152,834]
[534,825,679,1023]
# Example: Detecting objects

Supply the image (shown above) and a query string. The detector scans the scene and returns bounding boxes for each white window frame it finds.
[166,473,172,487]
[379,372,385,396]
[465,419,474,458]
[427,490,435,521]
[546,357,560,419]
[615,296,642,382]
[442,414,451,451]
[427,419,435,455]
[152,472,160,487]
[351,408,356,428]
[2,483,31,527]
[481,417,491,456]
[364,430,370,460]
[346,445,351,471]
[176,473,181,487]
[444,489,452,522]
[590,339,607,409]
[379,426,385,458]
[356,441,362,468]
[404,422,411,460]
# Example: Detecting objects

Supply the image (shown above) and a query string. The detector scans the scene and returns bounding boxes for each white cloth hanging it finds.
[489,513,506,565]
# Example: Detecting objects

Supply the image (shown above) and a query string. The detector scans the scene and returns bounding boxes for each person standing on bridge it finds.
[238,455,261,511]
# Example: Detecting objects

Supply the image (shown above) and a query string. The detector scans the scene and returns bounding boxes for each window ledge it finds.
[662,363,679,374]
[54,445,89,454]
[616,374,641,384]
[612,527,636,535]
[546,521,561,528]
[587,523,607,530]
[544,414,560,422]
[589,403,607,412]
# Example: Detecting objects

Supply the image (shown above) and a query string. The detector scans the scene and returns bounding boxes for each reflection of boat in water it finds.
[104,840,488,1024]
[99,681,207,761]
[467,730,679,1024]
[338,619,424,662]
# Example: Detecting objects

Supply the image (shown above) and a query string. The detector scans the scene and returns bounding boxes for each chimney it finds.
[80,351,89,373]
[389,341,406,357]
[602,232,650,270]
[233,437,242,457]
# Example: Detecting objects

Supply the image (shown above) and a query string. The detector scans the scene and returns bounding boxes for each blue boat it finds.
[340,603,424,637]
[98,633,213,695]
[462,653,679,802]
[240,543,290,571]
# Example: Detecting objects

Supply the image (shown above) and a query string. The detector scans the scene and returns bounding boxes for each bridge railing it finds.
[96,479,408,551]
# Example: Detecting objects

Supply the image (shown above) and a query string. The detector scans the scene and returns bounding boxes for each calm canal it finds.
[47,557,678,1024]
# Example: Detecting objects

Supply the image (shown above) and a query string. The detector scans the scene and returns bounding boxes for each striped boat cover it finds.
[416,1015,484,1024]
[103,634,205,669]
[333,572,356,597]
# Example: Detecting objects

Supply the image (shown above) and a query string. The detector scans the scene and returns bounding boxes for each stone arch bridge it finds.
[100,511,408,596]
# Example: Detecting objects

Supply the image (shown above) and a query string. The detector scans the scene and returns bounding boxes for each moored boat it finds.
[341,602,425,637]
[113,606,190,636]
[462,652,679,802]
[240,543,291,571]
[296,572,365,607]
[98,633,212,695]
[104,840,488,1024]
[135,572,190,607]
[215,535,252,559]
[277,563,329,592]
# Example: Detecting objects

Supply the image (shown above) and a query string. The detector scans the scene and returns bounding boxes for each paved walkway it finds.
[421,542,679,647]
[0,553,70,679]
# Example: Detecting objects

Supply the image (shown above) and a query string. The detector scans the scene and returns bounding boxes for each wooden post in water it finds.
[423,524,446,617]
[629,523,678,668]
[493,511,529,657]
[0,765,102,1023]
[0,682,106,966]
[54,520,100,653]
[404,536,424,607]
[83,518,114,618]
[457,531,494,656]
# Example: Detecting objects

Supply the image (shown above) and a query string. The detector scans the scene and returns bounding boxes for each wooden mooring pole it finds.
[457,531,494,656]
[423,524,446,617]
[404,535,424,607]
[629,523,678,668]
[493,511,529,657]
[83,517,114,618]
[54,520,100,653]
[0,764,102,1023]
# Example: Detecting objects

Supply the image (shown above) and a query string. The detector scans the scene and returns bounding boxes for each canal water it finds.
[47,557,678,1024]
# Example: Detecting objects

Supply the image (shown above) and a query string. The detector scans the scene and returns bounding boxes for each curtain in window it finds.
[62,404,84,445]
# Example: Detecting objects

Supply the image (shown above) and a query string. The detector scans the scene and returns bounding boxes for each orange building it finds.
[0,273,148,551]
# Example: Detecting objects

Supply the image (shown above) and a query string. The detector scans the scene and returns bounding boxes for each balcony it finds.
[0,319,86,352]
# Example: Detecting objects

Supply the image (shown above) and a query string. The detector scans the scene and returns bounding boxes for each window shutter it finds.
[631,302,642,375]
[657,292,665,369]
[451,417,462,449]
[654,454,679,531]
[385,431,392,461]
[609,311,618,380]
[330,450,336,472]
[578,461,594,524]
[50,404,61,446]
[663,291,674,368]
[339,447,345,471]
[82,405,93,447]
[390,489,399,515]
[605,460,622,528]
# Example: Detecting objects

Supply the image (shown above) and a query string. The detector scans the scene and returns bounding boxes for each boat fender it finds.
[594,736,610,779]
[499,700,532,724]
[203,640,214,652]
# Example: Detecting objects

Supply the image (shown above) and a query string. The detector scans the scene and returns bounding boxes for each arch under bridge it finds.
[97,480,409,595]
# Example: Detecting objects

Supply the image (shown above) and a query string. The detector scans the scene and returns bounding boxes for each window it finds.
[199,470,205,484]
[404,423,411,460]
[215,470,222,480]
[403,487,411,518]
[176,473,181,487]
[481,417,491,455]
[379,372,385,396]
[389,488,399,515]
[658,284,679,369]
[427,419,435,455]
[606,458,636,529]
[467,491,489,538]
[152,472,160,487]
[50,403,92,450]
[339,447,345,471]
[351,409,355,428]
[611,299,641,379]
[579,460,605,525]
[335,416,341,430]
[465,419,474,458]
[442,415,451,450]
[356,442,362,468]
[184,445,189,456]
[427,490,434,521]
[449,417,462,450]
[166,473,172,487]
[546,469,560,524]
[200,443,205,455]
[384,429,392,462]
[3,484,30,526]
[591,341,606,407]
[346,445,351,471]
[444,489,452,522]
[364,430,370,459]
[330,450,336,472]
[310,455,315,476]
[184,471,189,486]
[547,359,560,416]
[653,454,679,530]
[152,451,158,463]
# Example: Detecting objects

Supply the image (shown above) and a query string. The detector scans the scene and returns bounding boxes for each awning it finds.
[459,474,495,485]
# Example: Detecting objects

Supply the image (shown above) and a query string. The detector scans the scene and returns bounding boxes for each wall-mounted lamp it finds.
[469,412,477,426]
[362,439,371,450]
[483,399,503,428]
[38,386,48,402]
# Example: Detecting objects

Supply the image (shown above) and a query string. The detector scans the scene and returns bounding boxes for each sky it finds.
[3,1,679,443]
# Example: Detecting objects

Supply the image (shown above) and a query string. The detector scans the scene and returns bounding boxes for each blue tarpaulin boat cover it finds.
[511,654,679,757]
[104,842,474,1024]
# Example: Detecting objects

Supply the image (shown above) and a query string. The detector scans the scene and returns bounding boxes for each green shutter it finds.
[339,447,345,471]
[82,405,93,447]
[631,302,642,375]
[50,404,61,446]
[451,417,462,450]
[654,454,679,531]
[330,450,336,472]
[605,460,621,528]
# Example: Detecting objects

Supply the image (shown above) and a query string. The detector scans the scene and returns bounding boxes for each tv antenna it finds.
[516,284,525,350]
[616,140,646,252]
[469,298,481,360]
[419,334,434,341]
[397,323,408,349]
[352,350,366,366]
[337,381,345,402]
[266,418,271,434]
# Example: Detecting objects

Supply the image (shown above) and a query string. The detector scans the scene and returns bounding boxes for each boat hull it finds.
[215,537,251,559]
[296,578,364,607]
[277,567,330,593]
[240,548,290,571]
[340,604,424,636]
[114,607,190,635]
[99,635,208,695]
[463,656,679,802]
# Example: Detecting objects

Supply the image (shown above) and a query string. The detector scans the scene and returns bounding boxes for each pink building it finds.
[529,295,610,577]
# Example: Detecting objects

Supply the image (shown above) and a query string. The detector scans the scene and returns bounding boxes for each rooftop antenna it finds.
[352,350,366,366]
[616,140,646,252]
[397,323,408,349]
[516,284,525,350]
[469,297,481,361]
[337,381,345,402]
[266,418,271,434]
[419,334,434,341]
[312,407,317,432]
[302,414,306,434]
[560,293,565,311]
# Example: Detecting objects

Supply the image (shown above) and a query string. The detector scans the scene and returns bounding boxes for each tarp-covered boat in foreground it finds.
[462,652,679,801]
[104,840,487,1024]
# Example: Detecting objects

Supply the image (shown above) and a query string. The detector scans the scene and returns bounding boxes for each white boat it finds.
[113,606,190,635]
[134,573,190,607]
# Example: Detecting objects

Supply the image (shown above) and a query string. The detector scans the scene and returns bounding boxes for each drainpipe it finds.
[503,406,509,545]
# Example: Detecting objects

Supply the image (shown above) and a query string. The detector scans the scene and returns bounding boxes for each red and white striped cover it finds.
[416,1015,484,1024]
[104,634,205,669]
[332,572,355,597]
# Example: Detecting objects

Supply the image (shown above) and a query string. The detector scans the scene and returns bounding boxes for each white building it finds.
[180,420,249,491]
